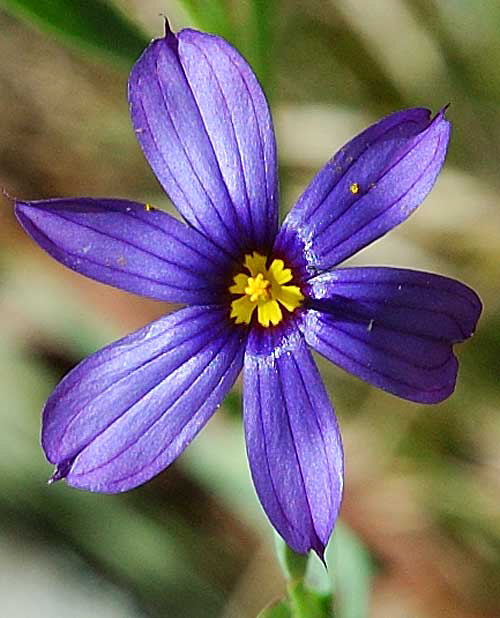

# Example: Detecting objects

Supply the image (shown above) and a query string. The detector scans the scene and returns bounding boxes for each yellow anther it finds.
[349,182,359,194]
[229,252,304,327]
[244,273,270,302]
[144,203,153,211]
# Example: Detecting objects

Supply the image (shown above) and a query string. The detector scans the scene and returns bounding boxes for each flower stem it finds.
[281,543,309,581]
[273,539,332,618]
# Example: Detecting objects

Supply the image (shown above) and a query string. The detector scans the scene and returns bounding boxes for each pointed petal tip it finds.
[128,18,278,253]
[14,196,230,304]
[311,538,328,566]
[438,105,451,123]
[160,15,179,53]
[14,199,37,223]
[283,533,328,567]
[161,14,172,36]
[429,106,451,135]
[41,307,245,494]
[306,268,481,403]
[1,187,15,204]
[286,534,328,566]
[278,105,453,271]
[47,459,73,485]
[316,547,328,569]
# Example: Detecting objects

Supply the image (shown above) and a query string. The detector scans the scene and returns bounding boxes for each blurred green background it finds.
[0,1,499,616]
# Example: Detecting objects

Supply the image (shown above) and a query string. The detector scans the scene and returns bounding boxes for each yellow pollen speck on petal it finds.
[229,252,304,327]
[350,182,359,194]
[144,203,153,211]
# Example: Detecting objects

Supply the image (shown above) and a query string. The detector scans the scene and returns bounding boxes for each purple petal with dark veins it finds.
[303,267,482,403]
[244,323,343,557]
[128,24,278,255]
[15,197,233,303]
[275,108,451,274]
[42,306,246,492]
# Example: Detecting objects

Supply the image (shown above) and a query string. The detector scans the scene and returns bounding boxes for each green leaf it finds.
[177,0,276,92]
[245,0,277,91]
[176,0,233,41]
[224,390,242,418]
[1,0,149,67]
[258,586,332,618]
[287,581,333,618]
[258,599,292,618]
[274,534,310,581]
[328,522,373,618]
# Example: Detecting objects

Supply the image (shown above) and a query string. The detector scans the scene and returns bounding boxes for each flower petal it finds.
[15,197,233,303]
[42,306,246,492]
[275,108,451,274]
[244,324,343,556]
[304,267,482,403]
[128,23,278,255]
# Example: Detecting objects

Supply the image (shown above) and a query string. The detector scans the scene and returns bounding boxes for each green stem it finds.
[282,543,309,580]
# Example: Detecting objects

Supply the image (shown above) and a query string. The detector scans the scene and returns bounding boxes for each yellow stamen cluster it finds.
[230,252,304,327]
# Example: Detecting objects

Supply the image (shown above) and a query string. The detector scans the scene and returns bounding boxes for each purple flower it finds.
[15,22,481,557]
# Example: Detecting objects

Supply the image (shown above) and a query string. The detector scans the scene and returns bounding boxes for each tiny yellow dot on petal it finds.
[350,182,359,194]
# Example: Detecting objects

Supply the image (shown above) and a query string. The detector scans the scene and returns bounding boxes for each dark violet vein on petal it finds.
[152,57,242,254]
[313,328,456,396]
[47,212,225,284]
[321,138,440,256]
[216,44,271,229]
[110,206,232,269]
[312,277,479,309]
[276,355,325,548]
[107,338,243,486]
[58,314,227,450]
[305,114,429,222]
[72,329,236,478]
[135,95,211,241]
[185,39,253,239]
[324,320,452,371]
[252,369,300,534]
[21,217,218,299]
[275,359,317,539]
[290,352,337,496]
[311,297,469,342]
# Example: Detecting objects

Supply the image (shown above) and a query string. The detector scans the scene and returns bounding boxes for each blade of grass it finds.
[246,0,277,92]
[328,522,373,618]
[176,0,233,41]
[1,0,149,68]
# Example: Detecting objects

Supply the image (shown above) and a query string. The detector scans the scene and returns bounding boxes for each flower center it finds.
[245,273,270,302]
[229,252,304,327]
